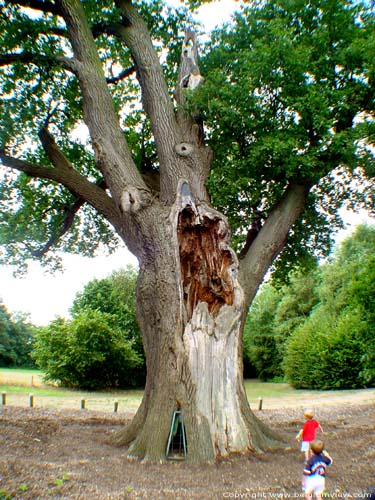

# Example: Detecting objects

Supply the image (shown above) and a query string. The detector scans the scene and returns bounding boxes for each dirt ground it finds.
[0,399,374,500]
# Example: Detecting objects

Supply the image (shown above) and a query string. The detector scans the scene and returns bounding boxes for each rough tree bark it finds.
[109,27,309,462]
[0,0,310,463]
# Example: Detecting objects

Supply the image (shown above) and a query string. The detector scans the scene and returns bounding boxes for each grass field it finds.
[1,367,374,413]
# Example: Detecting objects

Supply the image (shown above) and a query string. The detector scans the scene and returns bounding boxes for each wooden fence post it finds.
[29,394,34,408]
[114,400,119,413]
[1,392,6,405]
[81,398,86,410]
[258,396,263,411]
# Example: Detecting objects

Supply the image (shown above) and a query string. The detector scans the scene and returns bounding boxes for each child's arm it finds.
[318,423,324,434]
[296,429,303,441]
[322,450,333,465]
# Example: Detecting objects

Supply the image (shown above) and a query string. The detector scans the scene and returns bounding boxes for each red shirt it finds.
[302,419,319,442]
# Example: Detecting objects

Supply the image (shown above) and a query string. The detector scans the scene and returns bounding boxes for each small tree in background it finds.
[71,265,144,365]
[33,310,142,390]
[0,301,35,367]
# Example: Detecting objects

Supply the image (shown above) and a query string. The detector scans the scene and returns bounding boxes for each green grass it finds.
[0,385,72,396]
[0,368,41,374]
[1,368,373,413]
[0,367,145,411]
[244,379,299,399]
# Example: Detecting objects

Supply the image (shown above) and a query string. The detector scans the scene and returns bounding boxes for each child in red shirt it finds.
[296,409,324,461]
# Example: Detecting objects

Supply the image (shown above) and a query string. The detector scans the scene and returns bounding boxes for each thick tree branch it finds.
[114,1,176,134]
[0,147,121,227]
[3,0,62,16]
[56,0,148,211]
[239,182,310,312]
[113,0,189,202]
[0,52,78,73]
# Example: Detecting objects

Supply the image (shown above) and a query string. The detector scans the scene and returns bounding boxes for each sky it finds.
[0,1,374,325]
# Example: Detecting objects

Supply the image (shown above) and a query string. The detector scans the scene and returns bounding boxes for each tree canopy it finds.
[0,0,187,271]
[195,0,375,277]
[1,0,374,278]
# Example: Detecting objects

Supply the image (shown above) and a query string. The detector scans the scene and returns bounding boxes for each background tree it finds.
[245,225,375,388]
[32,310,142,389]
[243,285,282,380]
[243,269,319,381]
[283,224,375,388]
[0,301,35,367]
[0,0,374,463]
[71,265,144,365]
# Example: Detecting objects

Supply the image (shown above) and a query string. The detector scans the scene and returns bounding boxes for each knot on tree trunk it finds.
[120,187,144,212]
[175,142,195,157]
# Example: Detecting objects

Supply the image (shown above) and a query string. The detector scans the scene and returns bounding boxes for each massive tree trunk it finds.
[113,183,284,463]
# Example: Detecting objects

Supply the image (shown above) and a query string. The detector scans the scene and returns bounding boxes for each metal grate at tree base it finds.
[166,409,187,460]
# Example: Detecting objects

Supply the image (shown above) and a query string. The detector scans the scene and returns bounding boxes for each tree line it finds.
[243,224,375,389]
[2,225,374,391]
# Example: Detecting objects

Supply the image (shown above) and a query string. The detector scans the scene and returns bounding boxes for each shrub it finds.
[32,310,142,390]
[283,307,367,389]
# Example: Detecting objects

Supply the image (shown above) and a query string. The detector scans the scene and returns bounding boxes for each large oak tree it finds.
[0,0,374,463]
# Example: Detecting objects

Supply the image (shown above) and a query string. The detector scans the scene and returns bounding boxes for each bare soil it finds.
[0,399,374,500]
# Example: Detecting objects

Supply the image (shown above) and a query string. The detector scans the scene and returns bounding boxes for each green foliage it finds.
[243,285,282,380]
[194,0,375,278]
[283,224,375,389]
[346,254,375,384]
[0,302,35,367]
[244,269,319,380]
[246,224,375,389]
[32,265,145,389]
[70,265,143,358]
[32,310,142,390]
[283,308,365,389]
